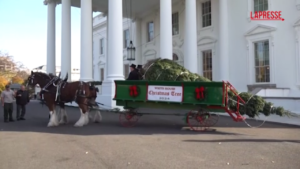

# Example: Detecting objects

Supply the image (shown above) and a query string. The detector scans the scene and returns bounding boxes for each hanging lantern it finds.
[127,41,136,61]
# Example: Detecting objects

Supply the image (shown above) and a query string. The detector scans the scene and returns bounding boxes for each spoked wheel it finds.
[119,109,140,127]
[201,113,219,127]
[187,109,218,132]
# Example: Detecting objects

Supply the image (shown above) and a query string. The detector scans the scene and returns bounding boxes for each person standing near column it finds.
[1,85,16,122]
[126,64,140,80]
[16,85,30,120]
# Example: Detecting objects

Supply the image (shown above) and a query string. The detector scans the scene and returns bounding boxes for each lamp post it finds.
[127,41,136,61]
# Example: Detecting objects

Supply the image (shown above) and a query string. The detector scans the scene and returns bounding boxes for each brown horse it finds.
[27,71,100,127]
[48,73,102,124]
[52,73,102,125]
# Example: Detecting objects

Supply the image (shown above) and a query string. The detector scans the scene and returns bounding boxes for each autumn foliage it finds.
[0,76,9,92]
[11,75,24,84]
[0,51,29,92]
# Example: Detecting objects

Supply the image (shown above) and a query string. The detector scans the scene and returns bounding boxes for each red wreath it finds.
[129,85,139,97]
[195,86,205,100]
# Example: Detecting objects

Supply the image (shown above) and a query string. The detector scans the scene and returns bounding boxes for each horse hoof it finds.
[47,123,58,127]
[74,124,84,127]
[59,121,66,124]
[94,119,101,123]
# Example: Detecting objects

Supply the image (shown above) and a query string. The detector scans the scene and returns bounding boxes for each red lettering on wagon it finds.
[148,90,170,96]
[171,91,181,96]
[154,87,164,90]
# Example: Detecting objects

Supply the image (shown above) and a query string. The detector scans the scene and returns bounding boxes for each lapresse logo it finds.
[250,11,284,21]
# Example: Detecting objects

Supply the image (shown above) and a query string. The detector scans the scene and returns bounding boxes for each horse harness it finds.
[29,72,97,107]
[36,75,85,104]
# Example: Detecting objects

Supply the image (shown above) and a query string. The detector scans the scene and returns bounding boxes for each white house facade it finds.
[44,0,300,125]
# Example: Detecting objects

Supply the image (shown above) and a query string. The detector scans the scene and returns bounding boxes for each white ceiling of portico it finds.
[54,0,182,18]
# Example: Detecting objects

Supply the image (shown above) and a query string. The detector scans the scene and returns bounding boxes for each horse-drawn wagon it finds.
[113,80,246,131]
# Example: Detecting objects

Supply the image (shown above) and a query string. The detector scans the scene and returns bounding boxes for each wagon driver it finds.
[126,64,140,80]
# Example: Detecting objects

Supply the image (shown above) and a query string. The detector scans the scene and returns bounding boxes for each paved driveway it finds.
[0,101,299,169]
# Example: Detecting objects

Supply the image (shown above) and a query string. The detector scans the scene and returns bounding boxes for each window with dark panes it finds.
[254,40,270,83]
[124,29,130,48]
[202,1,211,27]
[100,38,104,54]
[202,50,213,80]
[147,21,154,42]
[254,0,268,12]
[172,12,179,35]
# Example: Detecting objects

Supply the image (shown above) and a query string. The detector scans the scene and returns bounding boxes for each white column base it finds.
[96,81,124,110]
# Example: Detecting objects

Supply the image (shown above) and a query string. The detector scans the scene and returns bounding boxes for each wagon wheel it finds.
[119,109,140,127]
[187,109,215,131]
[202,113,219,127]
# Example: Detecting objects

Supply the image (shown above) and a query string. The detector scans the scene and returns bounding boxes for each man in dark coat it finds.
[126,64,140,80]
[15,85,30,120]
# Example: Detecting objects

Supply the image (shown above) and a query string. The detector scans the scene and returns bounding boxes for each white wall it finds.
[93,14,107,81]
[228,0,300,95]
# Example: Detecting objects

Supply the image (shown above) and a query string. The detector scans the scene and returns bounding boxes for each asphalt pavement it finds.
[0,101,299,169]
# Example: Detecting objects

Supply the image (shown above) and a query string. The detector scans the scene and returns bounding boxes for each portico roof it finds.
[47,0,181,18]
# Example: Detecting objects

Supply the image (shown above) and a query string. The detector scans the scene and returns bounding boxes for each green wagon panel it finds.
[113,80,225,111]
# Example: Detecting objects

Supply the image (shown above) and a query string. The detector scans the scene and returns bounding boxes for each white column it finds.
[160,0,172,60]
[134,19,142,65]
[105,13,109,80]
[296,27,300,84]
[106,0,124,80]
[184,0,198,73]
[80,0,93,81]
[98,0,124,109]
[219,0,229,81]
[46,0,56,74]
[61,0,71,81]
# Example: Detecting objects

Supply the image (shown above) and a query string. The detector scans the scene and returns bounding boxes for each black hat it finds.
[130,64,136,68]
[137,65,142,69]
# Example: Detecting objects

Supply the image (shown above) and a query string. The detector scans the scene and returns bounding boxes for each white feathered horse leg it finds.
[88,106,102,123]
[93,109,102,123]
[74,109,89,127]
[84,111,89,125]
[48,109,59,127]
[59,108,68,124]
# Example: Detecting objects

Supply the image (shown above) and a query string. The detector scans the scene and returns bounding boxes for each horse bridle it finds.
[26,74,35,87]
[27,72,60,93]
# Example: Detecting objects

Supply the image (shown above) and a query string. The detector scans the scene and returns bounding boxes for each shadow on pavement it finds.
[183,139,300,144]
[0,102,299,136]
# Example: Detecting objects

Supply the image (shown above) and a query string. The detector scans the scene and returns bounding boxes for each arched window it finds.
[173,53,178,61]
